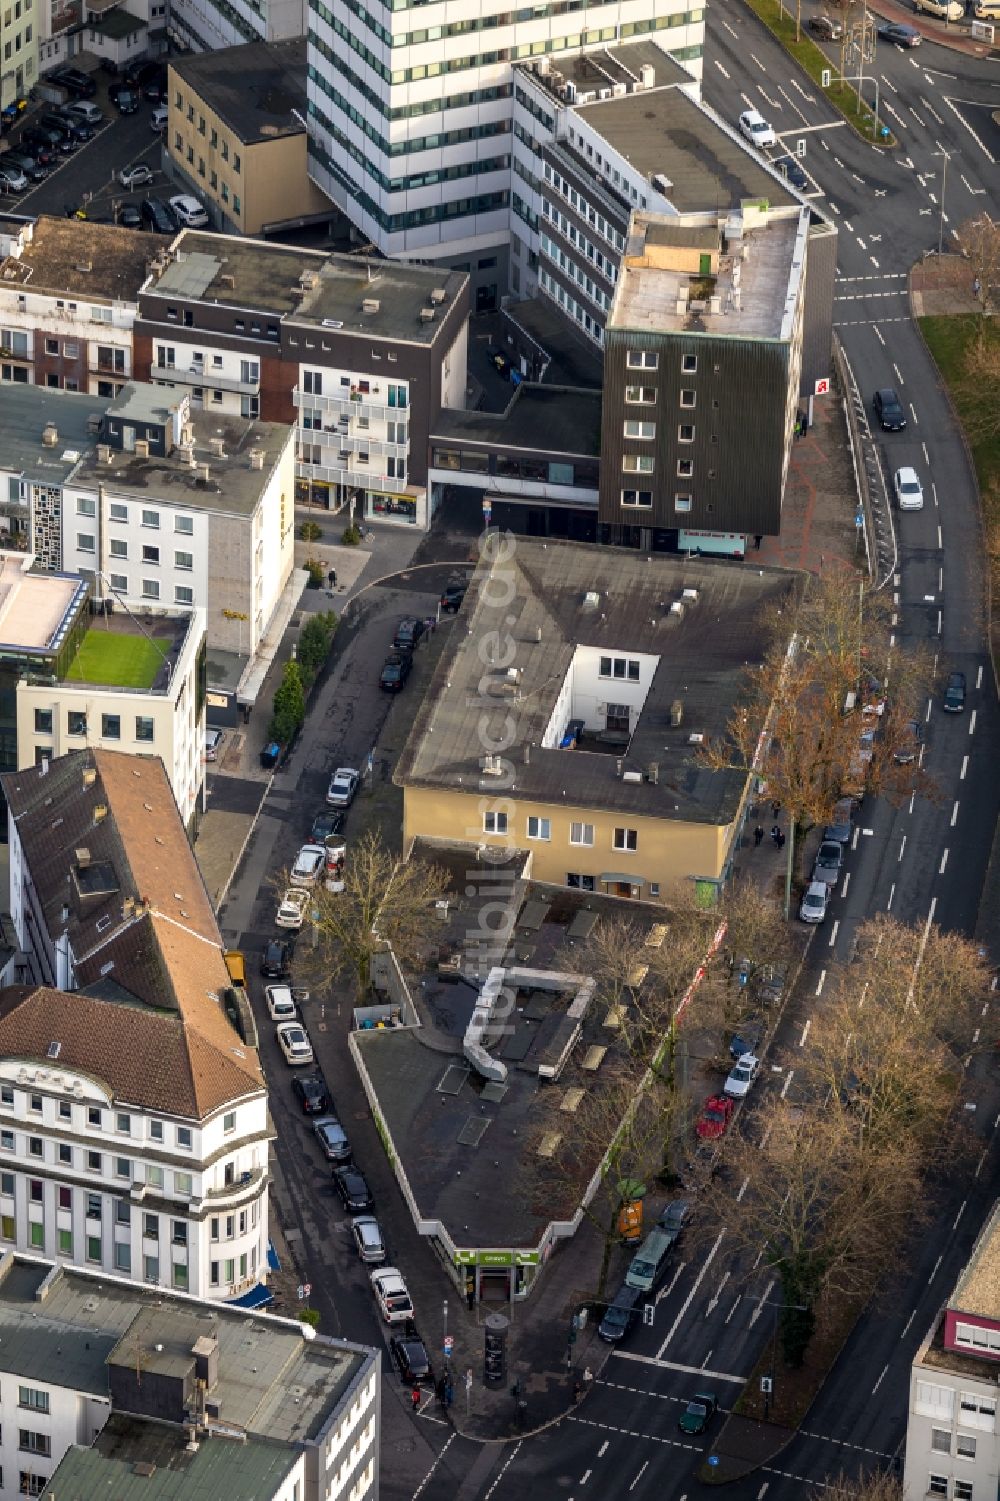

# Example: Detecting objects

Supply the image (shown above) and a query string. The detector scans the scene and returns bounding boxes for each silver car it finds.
[351,1214,386,1265]
[799,880,829,924]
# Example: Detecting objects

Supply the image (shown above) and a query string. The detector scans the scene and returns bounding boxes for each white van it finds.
[973,0,1000,16]
[914,0,963,17]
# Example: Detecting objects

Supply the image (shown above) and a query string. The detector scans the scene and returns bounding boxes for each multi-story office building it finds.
[0,215,166,397]
[168,0,305,60]
[134,232,469,526]
[0,0,38,112]
[598,204,808,544]
[0,747,272,1304]
[904,1198,1000,1501]
[0,549,206,826]
[0,1254,380,1501]
[304,0,704,307]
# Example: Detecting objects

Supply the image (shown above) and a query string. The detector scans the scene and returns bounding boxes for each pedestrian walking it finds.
[754,825,764,848]
[771,799,782,818]
[436,1376,447,1406]
[973,276,982,300]
[572,1380,582,1404]
[411,1386,421,1413]
[444,1378,454,1408]
[754,535,763,550]
[777,831,786,851]
[771,826,781,847]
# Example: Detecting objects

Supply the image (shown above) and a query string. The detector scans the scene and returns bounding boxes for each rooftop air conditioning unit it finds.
[321,318,344,329]
[420,307,435,322]
[598,87,612,100]
[134,439,149,459]
[670,601,685,619]
[682,588,699,603]
[583,590,600,607]
[640,63,655,88]
[430,288,447,304]
[612,82,627,97]
[563,80,577,103]
[622,769,643,783]
[362,298,380,314]
[537,56,551,75]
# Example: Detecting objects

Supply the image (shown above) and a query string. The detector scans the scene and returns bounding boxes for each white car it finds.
[370,1266,414,1324]
[739,109,777,149]
[275,887,311,930]
[799,880,829,924]
[169,193,209,227]
[291,843,327,886]
[326,767,360,807]
[118,163,153,190]
[265,984,297,1022]
[276,1020,314,1066]
[151,105,168,132]
[724,1052,760,1099]
[914,0,963,17]
[893,466,924,512]
[205,727,224,762]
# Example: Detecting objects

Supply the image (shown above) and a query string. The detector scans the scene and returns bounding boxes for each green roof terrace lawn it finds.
[65,629,172,690]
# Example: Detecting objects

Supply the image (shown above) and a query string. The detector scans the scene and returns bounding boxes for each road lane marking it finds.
[977,665,983,689]
[737,1175,751,1202]
[938,524,943,549]
[580,1470,592,1485]
[705,1272,731,1316]
[939,850,949,875]
[656,1231,725,1357]
[901,1309,916,1338]
[815,970,826,996]
[970,709,977,736]
[629,1462,649,1492]
[841,872,850,897]
[928,1253,943,1284]
[725,1299,741,1326]
[828,920,839,948]
[961,754,969,780]
[954,1199,966,1229]
[656,1263,686,1304]
[414,1434,459,1501]
[598,1442,609,1457]
[613,1352,745,1383]
[872,1364,889,1394]
[780,1070,794,1099]
[951,801,959,826]
[899,835,906,862]
[799,1019,812,1047]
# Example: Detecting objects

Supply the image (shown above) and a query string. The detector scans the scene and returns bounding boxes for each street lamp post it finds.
[934,147,951,258]
[746,1296,808,1422]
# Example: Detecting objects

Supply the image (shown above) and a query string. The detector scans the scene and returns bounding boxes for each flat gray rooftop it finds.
[358,882,677,1248]
[147,232,467,342]
[611,208,809,341]
[502,296,604,389]
[432,385,602,457]
[0,1255,371,1440]
[72,407,291,517]
[521,37,695,97]
[50,1420,298,1501]
[577,87,802,214]
[397,539,796,828]
[169,37,307,146]
[0,386,112,486]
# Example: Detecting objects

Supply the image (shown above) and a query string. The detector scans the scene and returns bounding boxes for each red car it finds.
[696,1094,735,1140]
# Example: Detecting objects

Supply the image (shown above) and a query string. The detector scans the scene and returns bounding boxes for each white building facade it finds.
[304,0,704,302]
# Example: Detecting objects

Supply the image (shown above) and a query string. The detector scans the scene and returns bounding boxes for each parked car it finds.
[41,111,88,143]
[824,798,855,844]
[117,204,142,229]
[738,108,776,149]
[440,582,467,613]
[204,727,224,761]
[914,0,963,18]
[326,767,359,806]
[334,1164,374,1214]
[657,1200,691,1244]
[370,1266,413,1324]
[265,984,298,1022]
[276,887,310,931]
[393,617,426,651]
[23,125,69,155]
[894,466,924,511]
[943,671,966,712]
[260,741,282,770]
[755,963,786,1008]
[695,1094,735,1140]
[729,1020,763,1061]
[313,1116,352,1164]
[678,1392,719,1435]
[260,937,293,978]
[724,1053,760,1100]
[291,1073,329,1115]
[894,719,923,764]
[276,1020,314,1066]
[799,880,829,924]
[140,198,175,233]
[310,810,345,845]
[119,162,153,190]
[48,66,97,97]
[873,387,907,430]
[291,844,327,885]
[774,154,808,190]
[598,1283,642,1343]
[151,105,168,132]
[390,1332,431,1383]
[351,1214,387,1265]
[812,838,844,886]
[169,193,209,228]
[379,652,412,692]
[64,101,104,126]
[110,86,141,114]
[808,12,843,35]
[1,151,46,183]
[0,162,29,192]
[878,19,922,41]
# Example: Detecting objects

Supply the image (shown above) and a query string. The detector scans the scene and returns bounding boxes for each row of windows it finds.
[175,138,243,211]
[0,1093,195,1145]
[538,268,604,348]
[307,41,513,128]
[307,80,509,165]
[539,234,610,314]
[542,160,626,254]
[103,576,193,605]
[617,491,694,513]
[926,1478,973,1501]
[32,708,156,743]
[540,198,618,283]
[174,97,242,172]
[309,133,509,232]
[74,498,194,533]
[2,1209,194,1288]
[1,1174,254,1231]
[483,812,639,850]
[76,535,194,573]
[0,1138,195,1192]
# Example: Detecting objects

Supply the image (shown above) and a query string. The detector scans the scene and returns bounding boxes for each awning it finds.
[599,873,648,887]
[227,1283,273,1310]
[267,1241,281,1273]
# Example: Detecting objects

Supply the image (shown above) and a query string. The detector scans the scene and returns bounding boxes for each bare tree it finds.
[301,830,450,997]
[957,211,1000,320]
[820,1471,903,1501]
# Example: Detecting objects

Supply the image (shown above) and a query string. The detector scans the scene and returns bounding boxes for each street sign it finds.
[643,1303,655,1326]
[814,377,830,396]
[760,1376,773,1393]
[795,137,806,158]
[821,67,831,87]
[444,1335,454,1358]
[708,1455,720,1468]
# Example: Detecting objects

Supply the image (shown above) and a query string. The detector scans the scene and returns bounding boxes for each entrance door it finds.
[606,703,629,734]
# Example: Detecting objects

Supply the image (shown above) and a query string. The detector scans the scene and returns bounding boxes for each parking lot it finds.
[2,76,172,222]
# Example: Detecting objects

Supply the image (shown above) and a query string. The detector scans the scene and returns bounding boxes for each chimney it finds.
[75,847,92,869]
[82,767,97,788]
[249,448,264,470]
[41,422,58,447]
[209,437,225,458]
[192,1332,219,1389]
[97,444,112,464]
[134,438,150,459]
[201,464,210,483]
[93,803,108,824]
[647,762,659,785]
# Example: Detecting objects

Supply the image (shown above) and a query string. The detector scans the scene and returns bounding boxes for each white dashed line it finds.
[961,756,968,780]
[815,970,826,996]
[970,710,977,736]
[951,801,959,827]
[899,836,906,862]
[928,1254,943,1284]
[871,1364,889,1394]
[799,1019,812,1047]
[887,883,895,911]
[939,850,949,875]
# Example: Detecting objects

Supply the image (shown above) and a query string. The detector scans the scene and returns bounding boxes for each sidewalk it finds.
[756,391,863,577]
[862,0,995,55]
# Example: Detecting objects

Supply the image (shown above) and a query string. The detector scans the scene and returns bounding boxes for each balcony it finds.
[153,360,261,395]
[302,429,408,463]
[204,1164,268,1201]
[292,388,407,421]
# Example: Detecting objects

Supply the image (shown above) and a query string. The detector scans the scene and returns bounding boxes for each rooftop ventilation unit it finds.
[134,439,149,459]
[41,423,58,447]
[670,699,684,726]
[563,80,577,103]
[480,754,504,776]
[299,269,320,290]
[361,298,380,314]
[640,63,655,88]
[321,318,344,329]
[219,273,235,289]
[652,172,673,196]
[209,437,226,458]
[670,600,685,619]
[622,770,643,784]
[582,590,600,608]
[598,87,612,99]
[97,444,112,465]
[612,82,627,97]
[430,288,447,304]
[682,588,699,604]
[249,448,264,470]
[419,307,435,322]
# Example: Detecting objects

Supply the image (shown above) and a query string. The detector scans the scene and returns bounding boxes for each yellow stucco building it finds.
[167,39,332,238]
[396,539,795,902]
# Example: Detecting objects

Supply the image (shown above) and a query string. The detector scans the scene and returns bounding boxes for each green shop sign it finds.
[453,1249,541,1267]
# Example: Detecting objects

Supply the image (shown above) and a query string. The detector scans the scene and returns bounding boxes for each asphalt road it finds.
[409,7,1000,1500]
